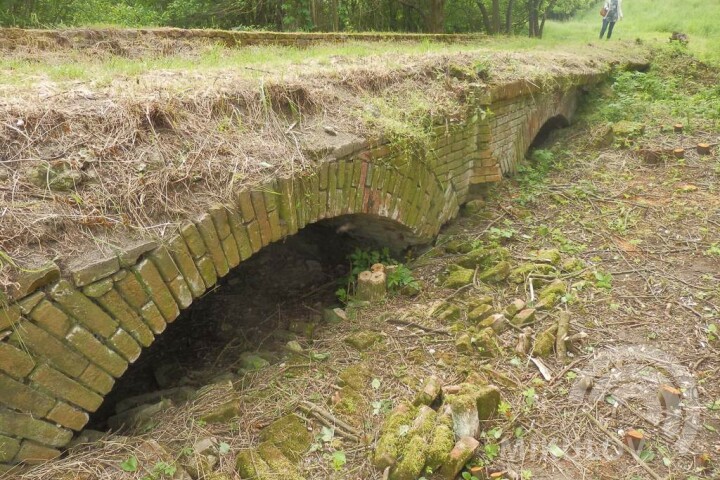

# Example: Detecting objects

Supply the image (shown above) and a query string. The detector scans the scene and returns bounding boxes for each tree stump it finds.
[556,311,570,361]
[673,123,684,133]
[697,143,712,155]
[673,148,685,159]
[624,429,645,452]
[356,270,387,302]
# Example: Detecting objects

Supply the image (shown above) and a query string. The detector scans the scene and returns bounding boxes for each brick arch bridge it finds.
[0,73,600,465]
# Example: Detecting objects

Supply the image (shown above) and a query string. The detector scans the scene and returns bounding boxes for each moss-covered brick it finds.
[66,326,128,378]
[245,220,262,253]
[277,177,297,236]
[351,159,363,187]
[50,280,117,339]
[132,259,180,323]
[227,209,254,261]
[0,342,35,379]
[235,448,273,479]
[0,373,55,417]
[17,291,45,315]
[258,414,312,462]
[30,364,103,412]
[96,289,154,347]
[13,441,61,464]
[29,300,71,338]
[258,442,306,479]
[78,364,115,396]
[196,214,229,278]
[69,256,119,287]
[236,191,256,222]
[195,255,218,290]
[167,235,206,298]
[336,160,347,190]
[115,240,158,268]
[180,222,207,259]
[46,402,89,431]
[263,182,280,212]
[307,173,321,222]
[167,276,193,310]
[113,269,149,309]
[149,247,181,282]
[10,321,88,378]
[140,302,167,335]
[0,410,72,448]
[221,235,241,269]
[0,435,20,463]
[82,278,114,298]
[0,304,20,331]
[208,204,232,240]
[251,191,273,246]
[390,434,427,480]
[109,328,142,363]
[8,262,59,301]
[267,208,283,242]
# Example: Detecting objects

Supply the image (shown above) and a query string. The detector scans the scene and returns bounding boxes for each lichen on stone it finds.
[477,261,511,283]
[441,265,475,288]
[258,414,312,462]
[373,403,418,470]
[389,434,428,480]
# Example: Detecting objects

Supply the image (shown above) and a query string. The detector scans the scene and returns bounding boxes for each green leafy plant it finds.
[120,456,138,472]
[336,247,418,302]
[593,271,613,290]
[330,450,347,471]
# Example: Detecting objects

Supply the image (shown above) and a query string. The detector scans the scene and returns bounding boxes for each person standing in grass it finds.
[599,0,623,39]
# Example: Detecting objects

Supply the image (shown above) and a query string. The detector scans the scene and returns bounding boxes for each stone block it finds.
[46,402,89,431]
[29,300,71,338]
[0,305,20,331]
[10,321,88,378]
[132,260,179,323]
[267,208,283,242]
[9,263,60,300]
[50,280,117,339]
[196,214,229,278]
[149,247,181,282]
[69,255,119,287]
[276,177,297,236]
[251,191,273,246]
[66,326,128,378]
[109,329,142,363]
[82,278,114,298]
[167,235,207,298]
[140,302,167,335]
[115,240,158,268]
[0,373,55,417]
[30,364,103,412]
[227,210,254,261]
[179,222,207,259]
[236,191,255,222]
[0,410,72,448]
[0,342,35,379]
[78,364,115,396]
[96,289,154,348]
[245,221,262,253]
[208,204,232,240]
[195,255,218,290]
[167,276,193,310]
[221,235,241,269]
[17,291,45,315]
[14,441,61,464]
[0,435,20,463]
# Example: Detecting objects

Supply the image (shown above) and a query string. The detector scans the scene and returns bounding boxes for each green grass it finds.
[545,0,720,64]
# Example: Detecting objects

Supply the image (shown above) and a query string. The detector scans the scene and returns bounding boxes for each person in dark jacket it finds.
[600,0,623,39]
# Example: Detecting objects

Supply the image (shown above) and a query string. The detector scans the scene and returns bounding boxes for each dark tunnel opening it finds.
[528,115,570,151]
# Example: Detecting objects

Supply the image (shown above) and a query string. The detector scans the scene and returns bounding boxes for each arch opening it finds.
[528,114,570,152]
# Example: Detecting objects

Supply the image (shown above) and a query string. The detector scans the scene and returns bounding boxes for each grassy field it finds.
[545,0,720,64]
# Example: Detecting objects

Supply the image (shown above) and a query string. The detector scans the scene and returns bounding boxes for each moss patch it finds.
[259,414,312,462]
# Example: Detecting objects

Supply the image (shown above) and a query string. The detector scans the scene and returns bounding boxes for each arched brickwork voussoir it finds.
[0,71,617,466]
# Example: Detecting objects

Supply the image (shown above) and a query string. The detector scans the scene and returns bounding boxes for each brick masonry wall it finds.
[0,75,598,467]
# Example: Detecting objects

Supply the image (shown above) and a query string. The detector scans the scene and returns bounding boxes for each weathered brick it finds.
[0,435,20,463]
[46,402,89,431]
[78,364,114,396]
[9,263,60,301]
[245,220,262,253]
[167,276,193,309]
[14,441,61,464]
[277,177,297,236]
[195,256,218,290]
[208,204,232,240]
[69,256,119,287]
[236,191,255,222]
[49,280,117,339]
[196,214,229,278]
[17,291,45,315]
[167,235,206,298]
[140,302,167,335]
[10,322,88,378]
[0,409,73,448]
[251,191,272,246]
[0,374,55,417]
[109,329,142,363]
[96,289,154,348]
[30,364,103,412]
[221,234,241,269]
[227,210,254,261]
[0,305,20,331]
[267,208,283,242]
[149,246,181,282]
[263,182,280,212]
[115,240,158,268]
[0,341,35,380]
[29,300,71,338]
[66,326,128,378]
[179,222,207,259]
[81,278,114,298]
[132,260,179,323]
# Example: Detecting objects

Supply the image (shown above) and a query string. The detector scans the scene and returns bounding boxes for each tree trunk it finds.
[505,0,515,34]
[491,0,501,35]
[427,0,446,33]
[476,0,493,33]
